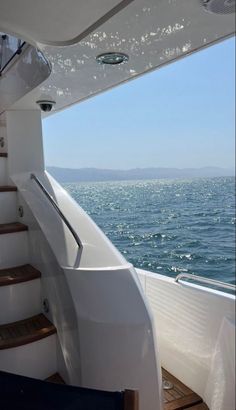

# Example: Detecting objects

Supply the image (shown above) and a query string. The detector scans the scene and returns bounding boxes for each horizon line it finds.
[46,165,235,171]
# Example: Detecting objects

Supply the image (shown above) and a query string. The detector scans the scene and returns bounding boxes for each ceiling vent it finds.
[202,0,235,14]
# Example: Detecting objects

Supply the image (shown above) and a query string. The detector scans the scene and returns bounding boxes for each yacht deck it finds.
[45,368,209,409]
[162,369,208,410]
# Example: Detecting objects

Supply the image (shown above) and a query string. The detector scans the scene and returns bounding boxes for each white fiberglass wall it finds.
[137,268,235,410]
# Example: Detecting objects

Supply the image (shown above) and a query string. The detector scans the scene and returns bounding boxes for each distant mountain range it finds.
[46,166,234,183]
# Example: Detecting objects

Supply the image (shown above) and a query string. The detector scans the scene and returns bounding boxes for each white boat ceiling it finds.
[1,0,236,115]
[0,0,134,46]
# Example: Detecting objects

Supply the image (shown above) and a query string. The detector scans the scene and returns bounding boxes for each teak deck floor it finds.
[162,369,208,410]
[47,368,208,410]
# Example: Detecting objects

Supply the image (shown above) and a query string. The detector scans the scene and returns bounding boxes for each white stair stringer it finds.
[0,184,41,324]
[0,153,59,380]
[0,335,58,379]
[0,231,29,269]
[0,157,7,185]
[0,191,17,224]
[0,279,41,325]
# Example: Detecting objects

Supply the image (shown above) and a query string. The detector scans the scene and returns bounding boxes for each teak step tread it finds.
[188,404,208,409]
[0,153,8,158]
[46,373,65,384]
[162,368,204,410]
[0,186,17,192]
[0,314,56,350]
[0,264,41,287]
[0,222,28,235]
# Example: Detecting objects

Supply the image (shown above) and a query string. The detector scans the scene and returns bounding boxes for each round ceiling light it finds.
[202,0,235,14]
[96,52,129,65]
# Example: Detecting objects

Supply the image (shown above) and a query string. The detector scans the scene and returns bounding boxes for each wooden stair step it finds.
[0,222,28,235]
[162,368,204,410]
[0,264,41,287]
[0,153,8,158]
[164,393,202,410]
[0,314,56,350]
[46,373,65,384]
[0,186,17,192]
[188,404,209,409]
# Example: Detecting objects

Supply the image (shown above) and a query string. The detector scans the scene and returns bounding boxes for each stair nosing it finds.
[0,186,17,192]
[46,373,65,384]
[0,264,41,287]
[0,222,28,235]
[0,314,57,350]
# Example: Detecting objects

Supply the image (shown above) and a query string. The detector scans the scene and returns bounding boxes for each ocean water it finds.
[64,177,235,284]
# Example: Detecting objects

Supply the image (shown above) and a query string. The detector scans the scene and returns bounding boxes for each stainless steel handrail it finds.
[175,273,236,292]
[31,173,82,249]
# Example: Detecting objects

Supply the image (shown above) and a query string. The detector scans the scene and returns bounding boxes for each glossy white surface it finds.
[0,335,57,379]
[3,111,81,385]
[0,0,133,46]
[137,268,235,410]
[205,317,235,410]
[11,0,235,114]
[0,279,41,325]
[0,158,7,185]
[6,110,45,175]
[20,194,82,386]
[0,126,7,152]
[13,171,163,409]
[0,145,60,383]
[14,171,128,269]
[0,2,234,405]
[0,232,29,269]
[0,45,50,115]
[0,191,17,224]
[65,265,162,410]
[5,106,162,408]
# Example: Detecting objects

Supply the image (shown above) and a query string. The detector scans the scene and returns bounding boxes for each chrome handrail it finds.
[31,173,82,249]
[175,273,236,292]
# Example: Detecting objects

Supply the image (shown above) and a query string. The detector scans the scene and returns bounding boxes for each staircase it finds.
[0,152,59,380]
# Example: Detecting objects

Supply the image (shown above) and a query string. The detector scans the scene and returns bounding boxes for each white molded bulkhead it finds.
[0,191,17,224]
[0,232,29,269]
[0,335,57,379]
[12,171,163,410]
[12,171,129,269]
[64,265,163,410]
[0,280,41,325]
[0,157,7,185]
[137,268,236,410]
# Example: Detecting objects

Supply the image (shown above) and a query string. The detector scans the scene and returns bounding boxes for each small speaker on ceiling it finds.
[202,0,235,14]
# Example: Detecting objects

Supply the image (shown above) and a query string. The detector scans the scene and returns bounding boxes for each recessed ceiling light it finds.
[96,52,129,65]
[202,0,235,14]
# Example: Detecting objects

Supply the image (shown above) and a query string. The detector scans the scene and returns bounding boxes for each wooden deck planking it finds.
[162,368,208,410]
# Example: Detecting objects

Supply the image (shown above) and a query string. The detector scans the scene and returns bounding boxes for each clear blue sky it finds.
[43,37,235,170]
